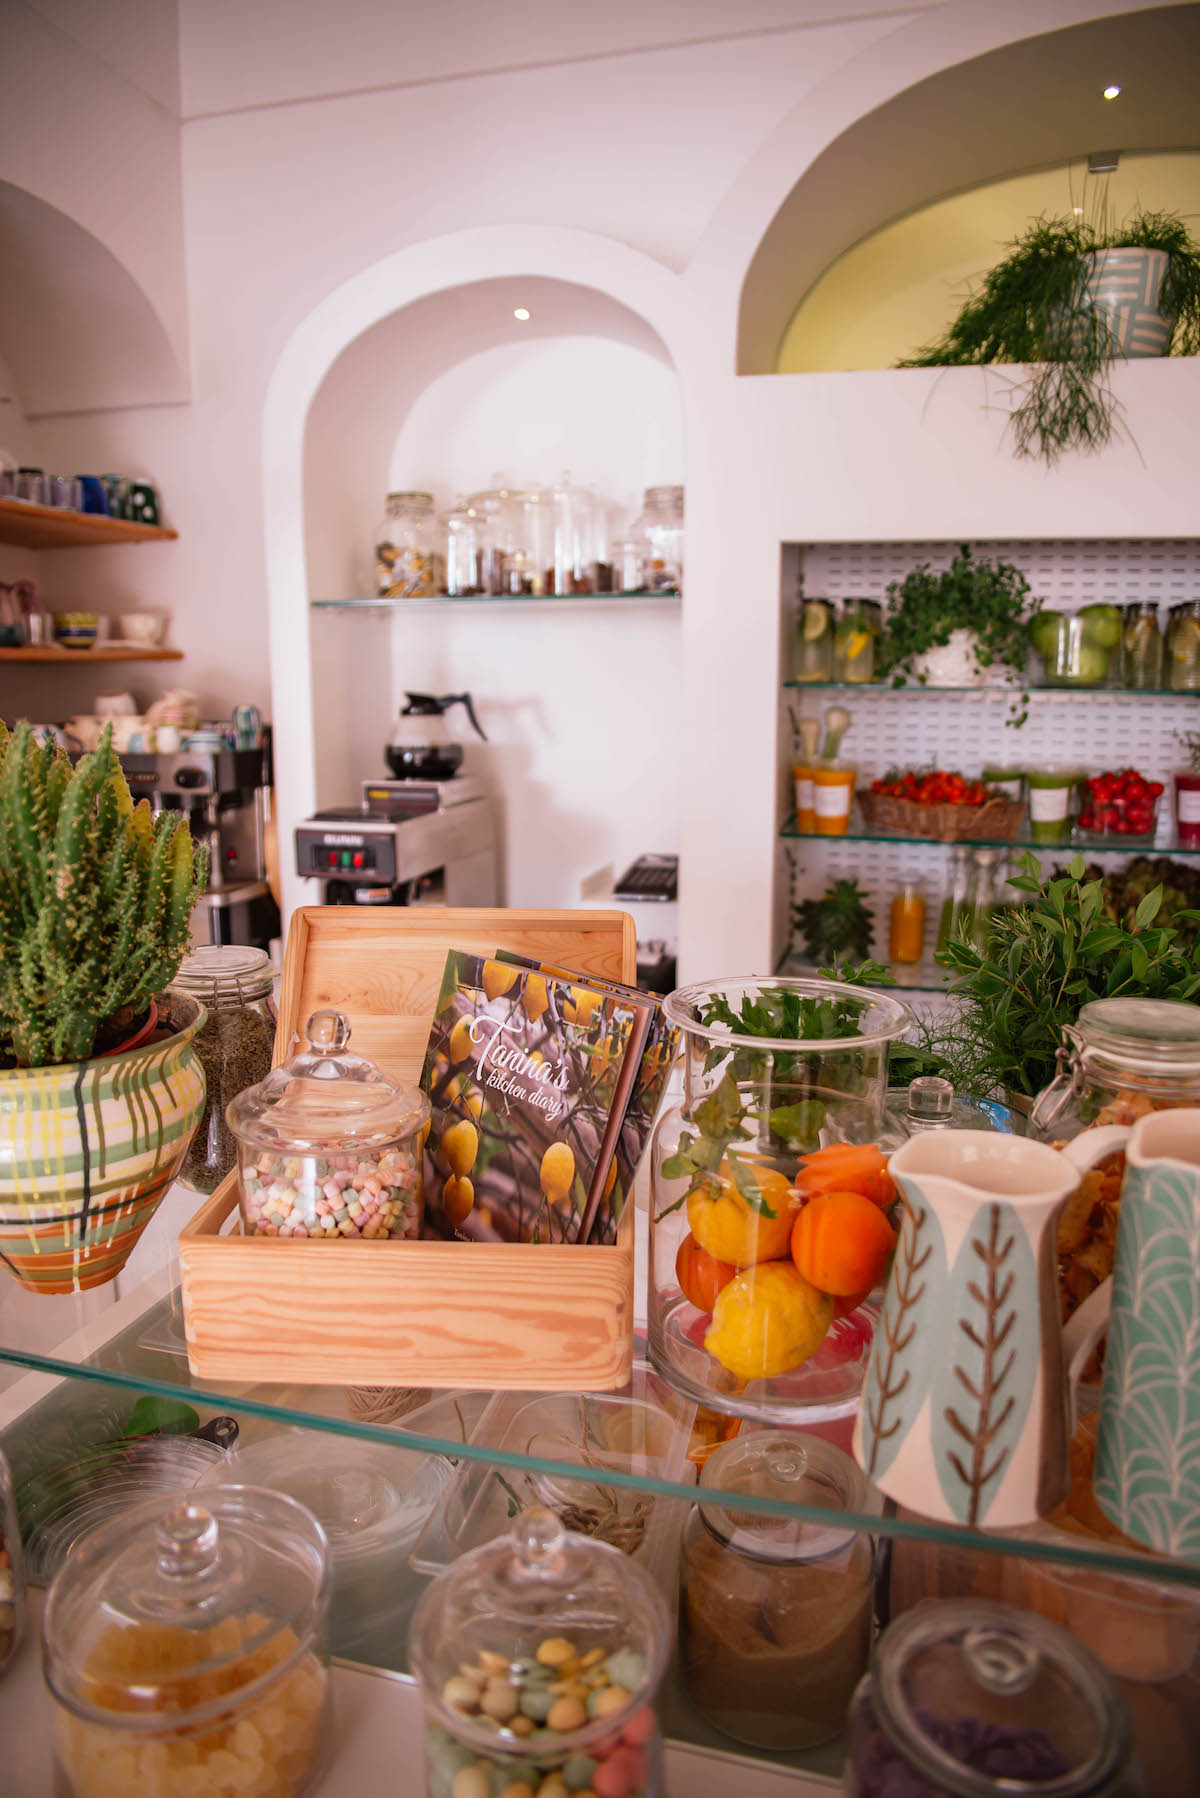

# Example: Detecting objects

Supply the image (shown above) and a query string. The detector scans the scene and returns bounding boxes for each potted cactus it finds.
[0,721,208,1293]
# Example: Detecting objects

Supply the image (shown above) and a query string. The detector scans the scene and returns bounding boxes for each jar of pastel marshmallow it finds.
[226,1008,430,1241]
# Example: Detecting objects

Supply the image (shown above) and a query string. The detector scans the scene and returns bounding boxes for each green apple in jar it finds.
[1077,603,1122,651]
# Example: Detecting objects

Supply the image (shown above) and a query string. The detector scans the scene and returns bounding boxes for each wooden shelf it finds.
[0,644,182,663]
[0,498,177,550]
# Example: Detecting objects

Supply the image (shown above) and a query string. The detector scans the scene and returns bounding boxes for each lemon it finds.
[540,1141,575,1206]
[802,603,829,642]
[448,1018,475,1064]
[524,976,550,1025]
[482,960,520,1003]
[704,1262,833,1381]
[686,1158,795,1267]
[442,1119,478,1178]
[444,1174,475,1227]
[840,630,869,661]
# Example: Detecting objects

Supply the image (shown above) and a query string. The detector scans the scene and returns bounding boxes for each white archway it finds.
[260,225,705,923]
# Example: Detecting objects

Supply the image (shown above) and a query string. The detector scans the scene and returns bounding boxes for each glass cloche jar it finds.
[844,1600,1140,1796]
[44,1487,332,1798]
[648,977,913,1423]
[227,1008,430,1240]
[410,1507,670,1798]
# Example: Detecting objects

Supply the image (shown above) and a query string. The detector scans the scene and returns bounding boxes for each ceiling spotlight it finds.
[513,307,531,321]
[1103,84,1121,99]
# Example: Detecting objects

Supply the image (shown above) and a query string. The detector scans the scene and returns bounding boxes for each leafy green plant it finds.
[1176,730,1200,773]
[879,545,1036,723]
[903,209,1200,463]
[0,721,207,1067]
[932,852,1200,1099]
[795,878,874,962]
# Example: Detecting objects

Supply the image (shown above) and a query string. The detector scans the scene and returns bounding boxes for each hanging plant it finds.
[901,209,1200,463]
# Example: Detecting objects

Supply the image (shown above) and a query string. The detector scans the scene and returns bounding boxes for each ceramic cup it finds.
[854,1129,1117,1530]
[1058,1111,1200,1564]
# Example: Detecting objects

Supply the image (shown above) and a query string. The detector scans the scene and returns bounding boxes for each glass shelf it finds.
[780,821,1200,856]
[783,679,1200,698]
[779,951,951,993]
[312,590,681,611]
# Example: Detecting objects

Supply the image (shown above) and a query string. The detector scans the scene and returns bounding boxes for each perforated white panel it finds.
[778,537,1200,990]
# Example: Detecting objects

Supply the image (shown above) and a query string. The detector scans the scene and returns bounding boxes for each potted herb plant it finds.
[879,544,1036,707]
[903,209,1200,464]
[0,721,208,1292]
[933,851,1200,1102]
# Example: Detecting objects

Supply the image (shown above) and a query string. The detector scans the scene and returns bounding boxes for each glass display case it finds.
[1,1240,1198,1794]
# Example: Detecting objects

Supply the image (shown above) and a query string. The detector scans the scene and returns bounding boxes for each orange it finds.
[675,1233,736,1314]
[790,1189,896,1296]
[686,1156,795,1268]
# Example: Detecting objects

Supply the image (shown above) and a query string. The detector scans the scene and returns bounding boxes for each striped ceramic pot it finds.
[0,993,205,1294]
[1080,247,1175,356]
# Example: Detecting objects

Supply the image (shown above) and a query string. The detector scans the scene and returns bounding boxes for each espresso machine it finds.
[118,737,281,951]
[295,693,499,907]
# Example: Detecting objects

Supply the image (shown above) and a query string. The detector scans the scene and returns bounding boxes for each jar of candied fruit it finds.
[410,1507,670,1798]
[227,1008,430,1240]
[845,1600,1141,1797]
[44,1487,332,1798]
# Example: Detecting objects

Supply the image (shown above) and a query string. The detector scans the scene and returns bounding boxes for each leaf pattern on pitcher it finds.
[1095,1162,1200,1562]
[931,1200,1036,1527]
[859,1185,945,1481]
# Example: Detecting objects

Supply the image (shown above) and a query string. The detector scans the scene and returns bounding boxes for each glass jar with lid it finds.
[44,1487,331,1798]
[467,486,529,595]
[410,1507,669,1798]
[0,1447,24,1676]
[845,1599,1139,1797]
[374,490,439,598]
[443,498,481,597]
[795,597,834,681]
[1029,996,1200,1142]
[548,472,599,595]
[226,1008,429,1239]
[1120,602,1164,690]
[1167,599,1200,691]
[834,600,876,683]
[171,945,277,1195]
[882,1076,1008,1146]
[632,485,683,594]
[680,1432,874,1749]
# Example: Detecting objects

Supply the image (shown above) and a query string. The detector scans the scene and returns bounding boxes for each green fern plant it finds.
[0,721,207,1067]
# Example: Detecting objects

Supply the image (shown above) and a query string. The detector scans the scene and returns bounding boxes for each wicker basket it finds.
[858,789,1025,842]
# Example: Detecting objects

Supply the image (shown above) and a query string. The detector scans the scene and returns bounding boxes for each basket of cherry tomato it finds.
[860,768,1025,842]
[1078,768,1164,839]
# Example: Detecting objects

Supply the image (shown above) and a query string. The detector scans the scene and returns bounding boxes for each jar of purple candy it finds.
[844,1600,1142,1797]
[227,1007,430,1240]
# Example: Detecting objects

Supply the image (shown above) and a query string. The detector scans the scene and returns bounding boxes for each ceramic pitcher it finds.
[1055,1108,1200,1564]
[853,1129,1114,1529]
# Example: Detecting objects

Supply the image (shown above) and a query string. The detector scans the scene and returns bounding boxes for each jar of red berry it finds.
[1076,768,1163,841]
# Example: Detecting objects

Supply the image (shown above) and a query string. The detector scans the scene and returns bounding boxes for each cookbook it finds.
[420,950,655,1245]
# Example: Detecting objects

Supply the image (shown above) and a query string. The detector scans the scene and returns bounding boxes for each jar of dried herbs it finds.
[171,946,276,1194]
[680,1431,875,1750]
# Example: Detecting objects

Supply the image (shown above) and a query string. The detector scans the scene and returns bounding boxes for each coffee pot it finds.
[386,692,486,781]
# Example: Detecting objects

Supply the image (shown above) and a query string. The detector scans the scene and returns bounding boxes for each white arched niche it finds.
[262,230,699,925]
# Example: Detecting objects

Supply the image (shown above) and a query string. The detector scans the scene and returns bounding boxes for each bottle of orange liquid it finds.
[889,880,926,963]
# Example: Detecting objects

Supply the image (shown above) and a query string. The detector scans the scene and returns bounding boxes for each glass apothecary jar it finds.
[410,1507,669,1798]
[172,945,276,1195]
[1120,603,1164,689]
[1168,600,1200,691]
[549,473,599,595]
[0,1447,24,1675]
[44,1487,331,1798]
[844,1599,1140,1796]
[648,977,914,1422]
[1029,997,1200,1143]
[227,1008,429,1239]
[632,485,683,594]
[834,601,876,683]
[681,1432,874,1749]
[374,490,439,598]
[795,598,834,681]
[443,499,481,597]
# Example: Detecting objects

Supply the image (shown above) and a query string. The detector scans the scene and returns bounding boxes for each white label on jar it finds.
[1179,790,1200,823]
[1028,784,1071,822]
[815,781,852,818]
[794,776,814,813]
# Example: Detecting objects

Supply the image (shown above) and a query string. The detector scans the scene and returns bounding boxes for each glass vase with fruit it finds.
[794,599,833,681]
[648,977,913,1423]
[1077,768,1163,841]
[1028,603,1120,687]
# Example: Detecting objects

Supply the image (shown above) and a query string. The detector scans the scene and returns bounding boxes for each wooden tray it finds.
[180,907,638,1391]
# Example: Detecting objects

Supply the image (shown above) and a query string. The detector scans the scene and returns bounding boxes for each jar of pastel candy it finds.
[44,1487,332,1798]
[226,1008,430,1240]
[410,1507,669,1798]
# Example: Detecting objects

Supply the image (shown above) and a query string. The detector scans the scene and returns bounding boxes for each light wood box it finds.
[179,907,638,1390]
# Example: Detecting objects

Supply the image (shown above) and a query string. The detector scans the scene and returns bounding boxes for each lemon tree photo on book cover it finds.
[420,952,642,1245]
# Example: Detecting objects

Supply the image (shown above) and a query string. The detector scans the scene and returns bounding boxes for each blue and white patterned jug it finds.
[853,1129,1114,1529]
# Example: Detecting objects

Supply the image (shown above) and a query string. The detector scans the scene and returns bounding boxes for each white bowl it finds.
[116,611,167,645]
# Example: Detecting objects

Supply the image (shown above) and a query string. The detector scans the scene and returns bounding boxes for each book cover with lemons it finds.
[420,950,650,1245]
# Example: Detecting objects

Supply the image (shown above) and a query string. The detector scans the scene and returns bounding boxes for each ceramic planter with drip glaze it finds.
[0,992,205,1293]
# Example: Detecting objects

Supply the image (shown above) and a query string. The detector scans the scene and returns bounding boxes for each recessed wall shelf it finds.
[311,591,681,611]
[0,499,177,550]
[784,681,1200,698]
[0,644,183,663]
